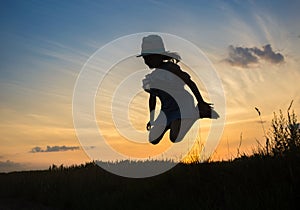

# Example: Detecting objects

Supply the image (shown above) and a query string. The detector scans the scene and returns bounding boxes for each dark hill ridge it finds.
[0,157,299,210]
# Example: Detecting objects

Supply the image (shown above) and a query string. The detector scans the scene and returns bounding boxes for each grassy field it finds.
[0,156,299,210]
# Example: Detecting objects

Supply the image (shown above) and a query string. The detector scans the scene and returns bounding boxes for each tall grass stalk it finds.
[255,107,269,155]
[237,132,243,157]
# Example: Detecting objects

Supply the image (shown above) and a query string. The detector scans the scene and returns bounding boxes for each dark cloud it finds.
[30,145,80,153]
[227,45,258,67]
[252,44,284,64]
[226,44,284,67]
[0,160,26,172]
[31,146,43,153]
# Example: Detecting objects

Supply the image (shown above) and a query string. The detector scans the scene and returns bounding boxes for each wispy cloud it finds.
[30,145,80,153]
[255,120,267,124]
[226,44,284,67]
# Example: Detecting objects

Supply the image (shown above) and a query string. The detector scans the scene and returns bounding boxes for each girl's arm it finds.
[149,94,156,121]
[165,65,217,118]
[147,93,156,130]
[177,71,208,105]
[185,78,206,105]
[185,77,215,119]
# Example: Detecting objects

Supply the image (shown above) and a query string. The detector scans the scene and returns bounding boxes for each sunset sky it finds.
[1,0,300,172]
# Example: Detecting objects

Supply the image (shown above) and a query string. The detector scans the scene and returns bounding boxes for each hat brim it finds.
[136,51,180,60]
[136,53,151,57]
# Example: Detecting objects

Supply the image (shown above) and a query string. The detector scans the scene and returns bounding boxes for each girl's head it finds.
[138,35,181,68]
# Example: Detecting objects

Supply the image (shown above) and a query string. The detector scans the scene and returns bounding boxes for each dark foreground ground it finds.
[0,156,299,210]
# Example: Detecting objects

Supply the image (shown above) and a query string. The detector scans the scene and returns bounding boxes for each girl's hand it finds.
[146,121,152,131]
[197,102,213,118]
[197,102,219,119]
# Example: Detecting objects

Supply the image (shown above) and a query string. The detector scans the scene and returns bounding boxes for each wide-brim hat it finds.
[137,35,181,60]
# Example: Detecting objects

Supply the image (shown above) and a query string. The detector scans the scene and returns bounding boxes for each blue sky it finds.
[1,0,300,172]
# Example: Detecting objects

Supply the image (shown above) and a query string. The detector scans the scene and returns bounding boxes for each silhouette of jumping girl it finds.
[138,35,218,144]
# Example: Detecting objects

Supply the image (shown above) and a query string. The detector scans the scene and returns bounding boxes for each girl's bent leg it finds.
[149,124,168,144]
[170,119,196,143]
[169,119,181,142]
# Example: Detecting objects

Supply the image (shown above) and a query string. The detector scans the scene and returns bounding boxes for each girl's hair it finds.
[162,52,181,64]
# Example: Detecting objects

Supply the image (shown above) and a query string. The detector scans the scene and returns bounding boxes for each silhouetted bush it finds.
[268,104,300,157]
